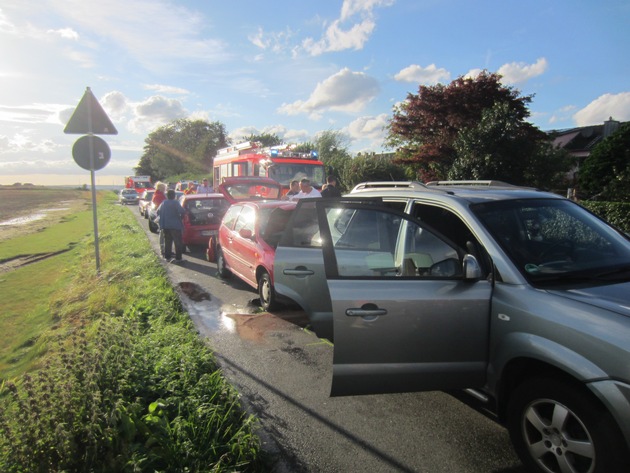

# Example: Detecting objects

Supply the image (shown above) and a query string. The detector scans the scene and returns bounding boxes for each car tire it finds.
[258,271,278,312]
[148,219,158,234]
[206,237,217,262]
[507,377,630,473]
[216,247,230,278]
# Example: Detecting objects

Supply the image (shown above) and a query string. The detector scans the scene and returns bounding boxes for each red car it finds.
[177,193,231,249]
[206,176,294,311]
[216,200,297,311]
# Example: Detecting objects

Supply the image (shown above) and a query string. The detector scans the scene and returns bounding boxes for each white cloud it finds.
[302,18,376,56]
[464,68,483,79]
[345,113,389,147]
[47,27,79,40]
[0,132,60,155]
[46,0,231,70]
[248,26,295,54]
[573,92,630,126]
[128,95,188,133]
[498,57,548,84]
[277,68,379,118]
[394,64,450,85]
[143,84,190,95]
[0,103,68,125]
[301,0,394,56]
[340,0,396,21]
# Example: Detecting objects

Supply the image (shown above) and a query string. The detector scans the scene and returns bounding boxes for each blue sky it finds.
[1,0,629,186]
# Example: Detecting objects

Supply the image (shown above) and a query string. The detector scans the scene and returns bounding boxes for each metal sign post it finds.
[64,87,117,274]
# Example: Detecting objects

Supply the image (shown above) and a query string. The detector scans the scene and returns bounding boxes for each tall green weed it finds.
[0,192,265,472]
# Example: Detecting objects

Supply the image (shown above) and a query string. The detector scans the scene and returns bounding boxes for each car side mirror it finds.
[239,228,254,240]
[463,254,482,281]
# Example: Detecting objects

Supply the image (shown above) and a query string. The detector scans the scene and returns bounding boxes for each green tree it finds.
[312,130,352,190]
[579,123,630,201]
[386,71,541,182]
[135,119,229,181]
[341,154,407,190]
[243,133,283,147]
[450,102,571,189]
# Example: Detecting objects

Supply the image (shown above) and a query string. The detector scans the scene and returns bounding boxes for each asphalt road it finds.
[130,204,526,473]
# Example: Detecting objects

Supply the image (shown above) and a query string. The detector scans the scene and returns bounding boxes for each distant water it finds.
[46,185,122,191]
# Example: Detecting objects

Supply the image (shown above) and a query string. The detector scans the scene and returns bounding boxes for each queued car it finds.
[272,181,630,473]
[206,176,290,310]
[176,193,230,250]
[138,190,155,217]
[119,188,139,205]
[215,200,297,311]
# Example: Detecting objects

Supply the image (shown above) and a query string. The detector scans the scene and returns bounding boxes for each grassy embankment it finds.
[0,187,266,472]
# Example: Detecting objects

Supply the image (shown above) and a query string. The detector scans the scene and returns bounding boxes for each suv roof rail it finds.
[351,181,428,192]
[425,180,518,188]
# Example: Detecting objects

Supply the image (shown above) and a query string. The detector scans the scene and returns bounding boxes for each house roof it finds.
[547,119,628,157]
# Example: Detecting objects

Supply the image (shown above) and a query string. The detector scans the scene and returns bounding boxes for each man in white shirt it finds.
[196,178,213,194]
[290,178,322,200]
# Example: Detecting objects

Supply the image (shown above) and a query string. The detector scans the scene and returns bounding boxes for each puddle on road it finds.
[177,282,308,342]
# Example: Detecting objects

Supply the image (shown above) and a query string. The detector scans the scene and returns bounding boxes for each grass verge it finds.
[0,190,265,472]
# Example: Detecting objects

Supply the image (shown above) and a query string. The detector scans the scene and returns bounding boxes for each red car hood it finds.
[218,177,283,204]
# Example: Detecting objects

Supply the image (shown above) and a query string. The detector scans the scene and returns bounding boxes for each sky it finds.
[1,0,629,186]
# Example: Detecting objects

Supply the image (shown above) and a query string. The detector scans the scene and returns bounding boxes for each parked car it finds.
[119,188,139,205]
[273,181,630,473]
[147,191,183,233]
[138,190,155,217]
[215,200,296,311]
[175,193,230,250]
[207,176,289,310]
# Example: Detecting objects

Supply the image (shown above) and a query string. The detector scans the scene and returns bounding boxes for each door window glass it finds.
[222,205,242,230]
[234,206,255,234]
[327,207,461,278]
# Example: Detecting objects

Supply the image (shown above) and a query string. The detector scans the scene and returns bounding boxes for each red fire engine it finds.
[124,175,153,194]
[212,142,326,194]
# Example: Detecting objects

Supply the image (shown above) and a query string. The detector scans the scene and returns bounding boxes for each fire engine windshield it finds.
[268,164,325,188]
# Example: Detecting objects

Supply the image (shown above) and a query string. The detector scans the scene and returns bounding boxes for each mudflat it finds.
[0,187,91,243]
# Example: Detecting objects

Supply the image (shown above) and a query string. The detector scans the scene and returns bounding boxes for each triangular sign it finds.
[64,87,118,135]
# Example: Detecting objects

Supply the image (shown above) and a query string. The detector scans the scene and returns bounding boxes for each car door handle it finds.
[345,307,388,317]
[283,268,315,276]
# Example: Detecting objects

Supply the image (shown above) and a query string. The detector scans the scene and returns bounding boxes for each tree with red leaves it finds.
[386,71,548,183]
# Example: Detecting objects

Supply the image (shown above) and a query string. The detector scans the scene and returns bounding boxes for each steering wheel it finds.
[539,239,573,261]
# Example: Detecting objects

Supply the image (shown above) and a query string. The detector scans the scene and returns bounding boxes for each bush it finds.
[580,201,630,233]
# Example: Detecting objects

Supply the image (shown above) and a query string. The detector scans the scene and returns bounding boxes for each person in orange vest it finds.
[183,181,195,195]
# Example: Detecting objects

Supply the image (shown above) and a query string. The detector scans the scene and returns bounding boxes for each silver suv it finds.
[273,181,630,473]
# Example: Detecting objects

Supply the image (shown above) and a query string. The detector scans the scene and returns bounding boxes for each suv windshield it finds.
[472,198,630,284]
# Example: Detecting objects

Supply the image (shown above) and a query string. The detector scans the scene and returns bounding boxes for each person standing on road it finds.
[286,180,300,196]
[157,189,186,264]
[320,175,342,198]
[196,178,213,194]
[289,178,322,200]
[184,181,196,195]
[152,182,168,256]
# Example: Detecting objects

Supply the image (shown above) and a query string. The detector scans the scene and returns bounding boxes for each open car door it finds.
[311,199,493,396]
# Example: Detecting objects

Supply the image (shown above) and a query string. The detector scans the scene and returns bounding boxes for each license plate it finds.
[201,230,218,236]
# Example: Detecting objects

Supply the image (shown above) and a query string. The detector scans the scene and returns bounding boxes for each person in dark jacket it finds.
[157,189,186,263]
[320,175,342,198]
